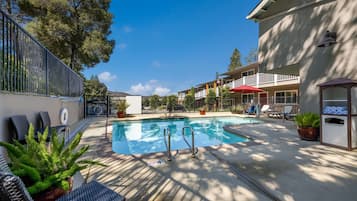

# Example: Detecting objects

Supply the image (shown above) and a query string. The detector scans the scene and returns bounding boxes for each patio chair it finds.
[8,115,29,144]
[0,154,126,201]
[39,111,68,139]
[246,105,256,114]
[268,106,293,119]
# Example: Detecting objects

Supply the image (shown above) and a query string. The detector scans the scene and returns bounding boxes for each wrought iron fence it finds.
[0,10,83,97]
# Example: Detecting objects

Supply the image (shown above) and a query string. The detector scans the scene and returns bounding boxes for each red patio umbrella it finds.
[229,85,264,93]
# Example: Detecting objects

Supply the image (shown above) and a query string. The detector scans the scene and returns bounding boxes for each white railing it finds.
[194,89,206,99]
[228,73,299,88]
[178,93,186,101]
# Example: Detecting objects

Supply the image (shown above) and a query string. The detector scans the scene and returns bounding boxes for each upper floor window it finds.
[241,70,255,77]
[275,90,298,104]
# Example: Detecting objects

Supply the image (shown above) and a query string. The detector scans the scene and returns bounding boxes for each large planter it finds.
[297,127,319,141]
[117,111,125,118]
[199,110,206,115]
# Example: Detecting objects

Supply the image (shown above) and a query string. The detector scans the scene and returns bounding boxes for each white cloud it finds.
[152,60,161,68]
[123,26,133,33]
[154,87,171,96]
[98,72,117,82]
[118,43,127,50]
[129,80,171,96]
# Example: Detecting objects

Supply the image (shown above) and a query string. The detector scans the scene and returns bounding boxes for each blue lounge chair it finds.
[247,105,256,114]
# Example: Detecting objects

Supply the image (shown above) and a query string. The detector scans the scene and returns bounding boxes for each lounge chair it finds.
[8,115,29,144]
[39,111,68,140]
[268,105,293,119]
[246,105,256,114]
[0,154,126,201]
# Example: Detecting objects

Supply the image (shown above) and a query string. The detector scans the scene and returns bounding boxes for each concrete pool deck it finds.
[79,113,357,201]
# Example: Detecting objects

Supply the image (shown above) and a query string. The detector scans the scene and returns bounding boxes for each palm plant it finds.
[0,125,105,196]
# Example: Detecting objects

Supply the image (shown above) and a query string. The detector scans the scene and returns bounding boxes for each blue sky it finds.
[83,0,260,96]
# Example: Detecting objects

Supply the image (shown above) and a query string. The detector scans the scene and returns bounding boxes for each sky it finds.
[83,0,261,96]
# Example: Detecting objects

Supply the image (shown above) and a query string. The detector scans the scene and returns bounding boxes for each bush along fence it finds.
[0,10,83,97]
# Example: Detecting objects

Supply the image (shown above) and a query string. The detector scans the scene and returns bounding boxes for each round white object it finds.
[60,108,69,125]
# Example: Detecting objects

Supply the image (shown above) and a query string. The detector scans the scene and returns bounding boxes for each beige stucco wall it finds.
[0,93,84,142]
[257,0,357,113]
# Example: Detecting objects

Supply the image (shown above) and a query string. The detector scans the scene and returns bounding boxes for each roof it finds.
[221,62,259,77]
[108,91,131,97]
[318,78,357,87]
[246,0,277,21]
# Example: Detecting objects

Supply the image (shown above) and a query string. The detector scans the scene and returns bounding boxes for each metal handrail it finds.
[182,126,198,158]
[163,128,172,161]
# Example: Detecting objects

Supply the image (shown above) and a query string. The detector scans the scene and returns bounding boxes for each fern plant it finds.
[0,125,105,195]
[294,112,320,128]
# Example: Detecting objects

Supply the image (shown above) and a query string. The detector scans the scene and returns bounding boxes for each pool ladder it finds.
[164,126,198,161]
[182,126,198,158]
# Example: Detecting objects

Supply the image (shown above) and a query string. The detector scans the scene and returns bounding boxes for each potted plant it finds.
[199,106,206,115]
[0,125,105,201]
[117,100,129,118]
[294,112,320,141]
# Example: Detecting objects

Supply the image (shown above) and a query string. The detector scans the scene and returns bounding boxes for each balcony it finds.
[224,73,299,89]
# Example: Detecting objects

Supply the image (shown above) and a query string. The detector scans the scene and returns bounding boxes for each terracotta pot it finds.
[33,179,72,201]
[117,111,125,118]
[297,127,319,141]
[199,110,206,115]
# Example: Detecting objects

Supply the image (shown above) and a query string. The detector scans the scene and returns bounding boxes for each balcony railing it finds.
[226,73,299,88]
[0,10,83,97]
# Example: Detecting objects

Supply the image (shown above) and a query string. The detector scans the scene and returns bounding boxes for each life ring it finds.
[60,108,69,125]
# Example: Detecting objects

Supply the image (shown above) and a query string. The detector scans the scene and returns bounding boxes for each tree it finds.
[18,0,115,73]
[142,97,150,107]
[184,87,195,111]
[149,95,160,110]
[245,48,258,64]
[161,96,168,106]
[84,75,107,97]
[222,86,232,108]
[167,95,178,112]
[205,89,217,111]
[228,48,242,71]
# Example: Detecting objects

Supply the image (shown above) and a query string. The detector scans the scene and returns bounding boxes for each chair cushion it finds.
[0,171,33,201]
[56,181,125,201]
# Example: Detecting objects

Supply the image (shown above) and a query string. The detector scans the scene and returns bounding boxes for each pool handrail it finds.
[163,128,172,161]
[182,126,198,158]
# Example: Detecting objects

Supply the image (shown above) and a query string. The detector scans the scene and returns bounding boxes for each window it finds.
[242,94,254,104]
[275,90,297,104]
[241,70,255,77]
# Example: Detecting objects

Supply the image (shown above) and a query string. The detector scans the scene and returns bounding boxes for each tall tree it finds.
[245,48,258,64]
[17,0,115,73]
[84,75,107,97]
[205,89,217,111]
[166,95,178,112]
[149,95,160,110]
[184,88,195,111]
[228,48,242,71]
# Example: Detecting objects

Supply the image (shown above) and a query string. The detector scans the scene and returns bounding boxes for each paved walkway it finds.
[79,114,357,201]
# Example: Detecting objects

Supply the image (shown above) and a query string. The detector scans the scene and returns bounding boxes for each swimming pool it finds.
[112,116,260,155]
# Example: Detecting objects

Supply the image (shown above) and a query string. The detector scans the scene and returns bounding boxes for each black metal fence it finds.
[0,10,83,97]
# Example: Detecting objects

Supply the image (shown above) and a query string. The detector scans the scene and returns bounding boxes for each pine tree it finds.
[17,0,115,73]
[228,48,242,71]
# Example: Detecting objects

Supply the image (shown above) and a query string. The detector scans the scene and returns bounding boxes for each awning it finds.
[230,85,264,93]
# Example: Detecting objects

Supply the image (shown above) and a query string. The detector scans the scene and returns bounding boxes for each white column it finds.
[256,73,260,87]
[243,77,246,85]
[274,74,278,86]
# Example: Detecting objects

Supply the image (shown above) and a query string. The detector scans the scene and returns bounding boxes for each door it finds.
[259,93,268,105]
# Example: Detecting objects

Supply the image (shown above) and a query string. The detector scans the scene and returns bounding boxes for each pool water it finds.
[112,117,260,155]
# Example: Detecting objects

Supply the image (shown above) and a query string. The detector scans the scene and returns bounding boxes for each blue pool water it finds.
[112,117,260,155]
